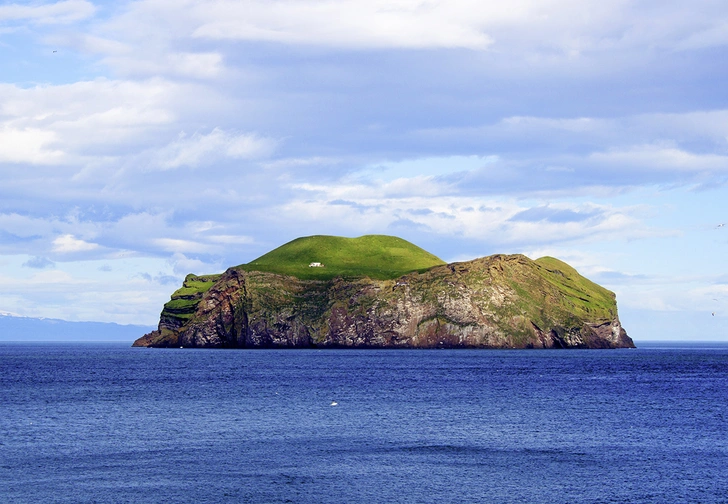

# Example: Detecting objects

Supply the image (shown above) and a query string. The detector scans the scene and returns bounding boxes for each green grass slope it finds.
[239,235,446,280]
[534,256,617,322]
[161,273,221,322]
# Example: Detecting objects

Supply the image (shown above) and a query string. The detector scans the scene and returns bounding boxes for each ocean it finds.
[1,342,727,503]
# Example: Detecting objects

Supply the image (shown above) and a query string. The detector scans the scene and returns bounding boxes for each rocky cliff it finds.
[134,253,634,349]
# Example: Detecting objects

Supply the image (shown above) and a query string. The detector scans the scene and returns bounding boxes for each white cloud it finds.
[157,128,276,169]
[52,33,131,55]
[0,79,182,163]
[412,111,728,193]
[0,78,256,180]
[52,234,99,253]
[152,238,216,254]
[635,110,728,141]
[167,252,221,276]
[3,0,728,335]
[108,212,171,238]
[98,0,722,56]
[103,51,225,79]
[0,213,56,241]
[0,126,65,164]
[500,115,607,133]
[208,235,255,245]
[616,278,723,313]
[0,209,259,262]
[191,0,495,50]
[420,110,728,153]
[31,0,719,73]
[81,0,662,60]
[0,254,190,324]
[267,183,653,248]
[260,157,345,173]
[27,269,80,285]
[675,21,728,51]
[167,52,223,78]
[0,0,94,25]
[589,145,728,173]
[358,155,497,182]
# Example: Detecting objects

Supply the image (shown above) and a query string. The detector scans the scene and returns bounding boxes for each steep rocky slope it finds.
[134,252,633,349]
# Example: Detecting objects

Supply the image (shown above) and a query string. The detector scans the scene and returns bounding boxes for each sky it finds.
[1,0,727,340]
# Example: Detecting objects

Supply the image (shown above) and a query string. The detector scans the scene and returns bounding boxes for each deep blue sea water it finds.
[1,342,727,503]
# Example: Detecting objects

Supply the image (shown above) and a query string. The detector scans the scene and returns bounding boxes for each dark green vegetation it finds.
[161,273,220,323]
[534,257,617,320]
[240,235,445,280]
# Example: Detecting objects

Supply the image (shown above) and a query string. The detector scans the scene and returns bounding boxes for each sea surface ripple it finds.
[1,342,727,503]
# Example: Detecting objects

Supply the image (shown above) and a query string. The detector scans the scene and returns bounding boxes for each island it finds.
[134,235,634,349]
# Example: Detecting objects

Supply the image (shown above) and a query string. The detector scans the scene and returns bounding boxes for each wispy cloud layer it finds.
[191,0,495,49]
[1,0,727,335]
[52,234,99,253]
[0,0,94,25]
[157,128,276,169]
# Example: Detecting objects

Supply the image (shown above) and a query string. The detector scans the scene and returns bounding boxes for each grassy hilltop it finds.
[239,235,446,280]
[160,235,445,324]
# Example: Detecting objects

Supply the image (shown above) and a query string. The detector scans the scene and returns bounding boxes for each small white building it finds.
[309,262,324,267]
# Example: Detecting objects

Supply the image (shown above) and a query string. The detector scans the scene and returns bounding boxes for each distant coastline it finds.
[0,314,154,342]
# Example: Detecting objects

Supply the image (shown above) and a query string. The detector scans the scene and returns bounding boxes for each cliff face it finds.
[134,254,634,349]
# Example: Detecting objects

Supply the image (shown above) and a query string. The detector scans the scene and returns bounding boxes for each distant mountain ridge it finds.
[135,235,634,349]
[0,313,154,342]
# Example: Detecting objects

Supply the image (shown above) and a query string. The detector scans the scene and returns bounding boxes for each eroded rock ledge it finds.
[134,254,634,349]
